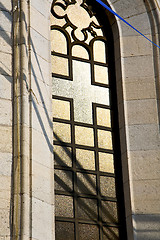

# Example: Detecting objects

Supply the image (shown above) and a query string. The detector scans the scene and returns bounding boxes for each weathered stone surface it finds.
[113,0,146,19]
[124,76,156,100]
[0,52,12,76]
[31,0,50,17]
[0,209,10,236]
[32,102,52,136]
[30,6,50,40]
[129,150,160,181]
[32,129,53,168]
[32,198,53,240]
[32,161,53,204]
[126,99,158,125]
[0,75,12,100]
[0,0,12,11]
[0,11,12,32]
[127,124,159,151]
[31,74,52,110]
[122,55,154,79]
[31,51,51,84]
[0,126,12,153]
[0,153,12,176]
[0,99,12,126]
[0,30,12,54]
[121,35,152,57]
[31,28,50,61]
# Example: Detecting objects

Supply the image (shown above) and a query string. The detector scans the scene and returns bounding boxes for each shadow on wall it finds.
[0,2,12,79]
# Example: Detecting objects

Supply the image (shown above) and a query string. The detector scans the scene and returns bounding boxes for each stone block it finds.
[30,6,50,40]
[124,76,156,100]
[113,0,146,19]
[31,28,50,62]
[0,126,12,153]
[129,150,160,181]
[32,161,53,204]
[0,10,12,32]
[118,12,151,37]
[31,0,50,17]
[0,0,12,11]
[0,52,12,76]
[31,74,52,110]
[126,99,158,125]
[121,35,152,57]
[32,101,52,137]
[0,30,12,54]
[127,124,159,151]
[0,74,12,100]
[0,99,12,126]
[122,55,154,79]
[132,179,160,207]
[0,176,11,191]
[0,209,10,236]
[32,129,53,168]
[32,198,53,240]
[0,190,10,210]
[31,50,51,84]
[0,152,12,176]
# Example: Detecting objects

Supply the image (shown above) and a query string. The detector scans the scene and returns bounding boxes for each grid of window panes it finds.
[53,96,120,240]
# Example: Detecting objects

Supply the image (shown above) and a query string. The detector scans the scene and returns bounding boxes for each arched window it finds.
[51,1,127,239]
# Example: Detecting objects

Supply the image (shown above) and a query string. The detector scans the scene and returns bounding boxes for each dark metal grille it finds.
[53,96,120,240]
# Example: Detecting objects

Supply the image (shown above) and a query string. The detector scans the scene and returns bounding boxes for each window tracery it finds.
[51,1,126,239]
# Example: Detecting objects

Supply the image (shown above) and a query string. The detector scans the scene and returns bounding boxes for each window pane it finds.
[77,198,98,220]
[99,152,114,173]
[51,14,66,27]
[96,107,111,127]
[100,176,116,198]
[51,29,67,54]
[54,145,72,167]
[79,224,99,240]
[93,40,106,63]
[75,126,94,146]
[77,173,97,195]
[103,226,119,240]
[94,65,108,85]
[53,122,71,143]
[55,169,73,192]
[102,201,118,223]
[98,130,113,149]
[55,222,75,240]
[76,149,95,170]
[55,195,74,218]
[72,45,89,59]
[52,55,69,76]
[52,98,70,120]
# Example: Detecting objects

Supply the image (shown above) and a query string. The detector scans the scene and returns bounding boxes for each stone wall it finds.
[0,0,12,239]
[108,0,160,239]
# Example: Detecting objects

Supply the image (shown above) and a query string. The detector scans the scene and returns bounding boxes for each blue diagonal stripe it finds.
[96,0,160,49]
